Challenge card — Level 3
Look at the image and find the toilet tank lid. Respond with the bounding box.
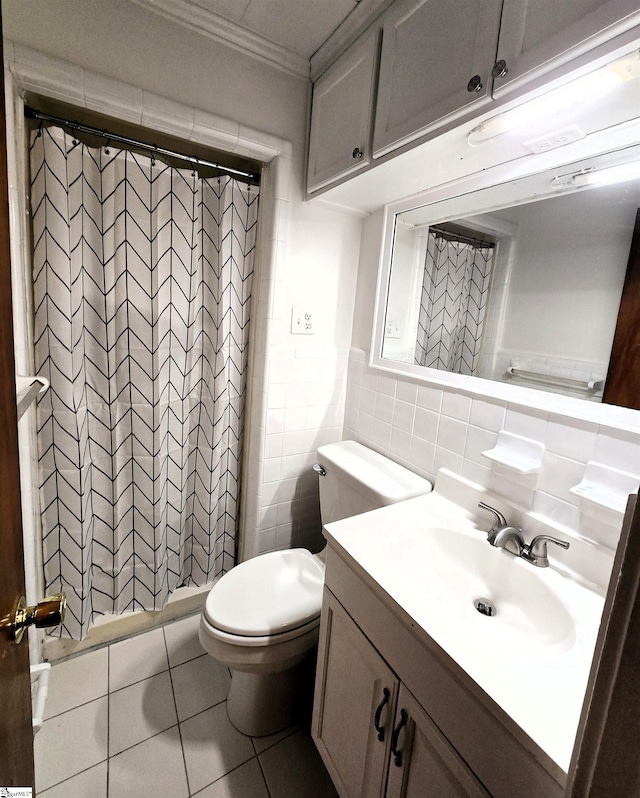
[316,440,432,504]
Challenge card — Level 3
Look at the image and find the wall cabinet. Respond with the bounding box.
[372,0,503,158]
[307,31,381,193]
[313,589,490,797]
[494,0,640,97]
[307,0,640,191]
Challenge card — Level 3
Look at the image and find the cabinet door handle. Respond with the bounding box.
[467,75,483,93]
[352,147,364,159]
[373,687,390,742]
[390,708,408,767]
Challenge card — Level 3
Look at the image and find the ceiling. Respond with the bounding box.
[131,0,392,78]
[194,0,360,59]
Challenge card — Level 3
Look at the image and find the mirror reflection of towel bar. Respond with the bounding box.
[506,365,604,393]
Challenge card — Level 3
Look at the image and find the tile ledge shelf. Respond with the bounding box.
[481,430,545,475]
[570,461,640,520]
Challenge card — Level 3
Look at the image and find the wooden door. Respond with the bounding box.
[373,0,502,158]
[0,5,35,788]
[385,685,490,798]
[602,208,640,409]
[312,589,398,798]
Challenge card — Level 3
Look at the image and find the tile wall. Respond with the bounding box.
[254,345,349,555]
[343,348,640,587]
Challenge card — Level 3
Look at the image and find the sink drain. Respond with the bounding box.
[474,598,496,617]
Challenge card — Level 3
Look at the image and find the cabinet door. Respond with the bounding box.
[373,0,502,158]
[386,686,491,798]
[307,31,381,193]
[494,0,640,97]
[312,590,399,798]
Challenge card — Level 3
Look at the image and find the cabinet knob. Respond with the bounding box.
[467,75,483,93]
[352,147,364,159]
[491,59,508,79]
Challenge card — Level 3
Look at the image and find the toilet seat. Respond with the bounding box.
[203,549,324,643]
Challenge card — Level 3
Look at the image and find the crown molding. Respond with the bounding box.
[310,0,394,80]
[130,0,310,80]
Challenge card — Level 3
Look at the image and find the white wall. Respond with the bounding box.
[497,186,634,364]
[3,1,364,561]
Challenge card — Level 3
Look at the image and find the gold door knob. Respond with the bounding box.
[0,593,66,644]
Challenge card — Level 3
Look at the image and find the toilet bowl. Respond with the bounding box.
[199,440,432,736]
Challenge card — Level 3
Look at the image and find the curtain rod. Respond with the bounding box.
[430,224,495,249]
[25,107,261,183]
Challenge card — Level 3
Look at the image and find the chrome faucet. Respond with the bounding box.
[478,502,569,567]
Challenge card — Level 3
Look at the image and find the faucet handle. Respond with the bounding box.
[523,534,570,567]
[478,501,508,532]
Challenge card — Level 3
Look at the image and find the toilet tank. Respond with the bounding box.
[315,440,432,524]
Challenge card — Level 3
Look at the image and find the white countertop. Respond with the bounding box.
[323,470,606,773]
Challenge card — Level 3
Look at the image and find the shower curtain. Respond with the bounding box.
[30,125,259,639]
[414,230,494,375]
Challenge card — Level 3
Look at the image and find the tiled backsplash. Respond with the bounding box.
[343,348,640,556]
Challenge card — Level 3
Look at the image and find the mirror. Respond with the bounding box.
[376,143,640,408]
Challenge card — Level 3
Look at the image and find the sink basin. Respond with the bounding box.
[397,526,576,658]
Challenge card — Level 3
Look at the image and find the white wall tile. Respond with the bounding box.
[594,427,640,477]
[546,416,597,462]
[437,416,467,455]
[392,400,415,433]
[417,385,443,413]
[470,397,506,432]
[441,391,472,422]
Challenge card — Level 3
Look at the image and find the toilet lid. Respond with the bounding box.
[204,549,324,637]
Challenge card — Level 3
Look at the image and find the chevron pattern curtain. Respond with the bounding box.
[30,125,259,639]
[414,232,494,375]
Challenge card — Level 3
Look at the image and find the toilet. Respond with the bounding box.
[199,440,432,736]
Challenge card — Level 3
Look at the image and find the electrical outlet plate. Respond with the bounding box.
[291,306,313,335]
[523,125,586,154]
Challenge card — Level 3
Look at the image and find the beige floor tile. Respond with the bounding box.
[164,612,205,667]
[192,758,270,798]
[108,726,188,798]
[34,696,108,793]
[38,761,107,798]
[171,653,230,721]
[109,671,177,755]
[109,627,169,691]
[44,647,109,719]
[259,729,338,798]
[180,703,255,794]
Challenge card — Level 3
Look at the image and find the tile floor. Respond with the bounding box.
[35,614,338,797]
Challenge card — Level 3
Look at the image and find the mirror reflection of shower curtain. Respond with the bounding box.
[414,231,494,375]
[30,125,259,639]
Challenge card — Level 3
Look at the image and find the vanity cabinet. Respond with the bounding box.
[313,589,489,798]
[306,31,381,192]
[313,547,565,798]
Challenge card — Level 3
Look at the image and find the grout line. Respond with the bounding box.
[106,644,110,797]
[255,749,273,798]
[162,624,192,796]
